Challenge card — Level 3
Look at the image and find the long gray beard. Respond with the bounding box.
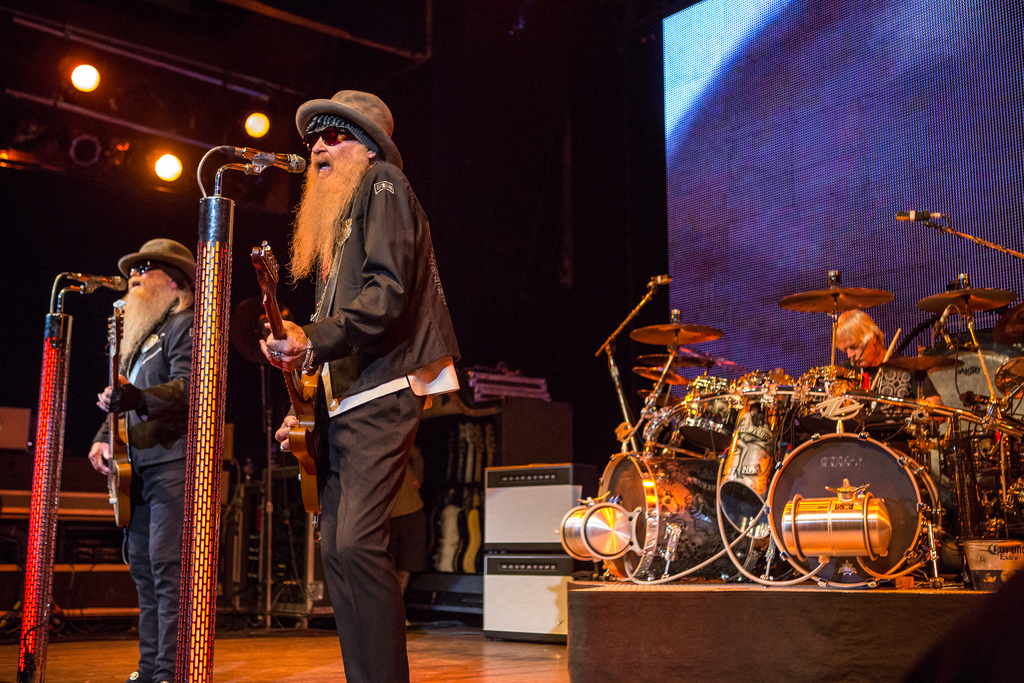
[119,286,181,370]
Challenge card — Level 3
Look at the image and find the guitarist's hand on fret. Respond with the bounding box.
[261,320,309,371]
[96,374,132,412]
[88,441,112,475]
[275,415,299,453]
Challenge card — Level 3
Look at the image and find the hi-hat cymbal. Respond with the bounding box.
[632,366,690,386]
[995,357,1024,395]
[881,355,962,372]
[630,323,723,346]
[638,389,683,407]
[778,287,893,313]
[916,288,1017,314]
[994,302,1024,345]
[636,353,715,369]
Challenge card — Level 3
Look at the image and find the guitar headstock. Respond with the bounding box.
[251,241,279,298]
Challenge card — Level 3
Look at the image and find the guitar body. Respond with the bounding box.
[252,242,323,515]
[107,301,132,527]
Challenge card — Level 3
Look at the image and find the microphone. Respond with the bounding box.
[896,210,945,222]
[226,146,307,174]
[67,273,128,294]
[648,274,673,288]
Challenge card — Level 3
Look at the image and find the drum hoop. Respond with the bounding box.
[598,454,662,575]
[765,432,925,571]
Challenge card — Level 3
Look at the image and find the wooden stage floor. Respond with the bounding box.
[0,625,569,683]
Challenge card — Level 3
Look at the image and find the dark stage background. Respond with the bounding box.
[0,0,673,473]
[664,0,1024,381]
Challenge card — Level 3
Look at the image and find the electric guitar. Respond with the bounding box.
[107,300,132,527]
[252,242,322,515]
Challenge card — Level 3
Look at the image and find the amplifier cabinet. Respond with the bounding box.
[483,553,573,643]
[484,463,597,552]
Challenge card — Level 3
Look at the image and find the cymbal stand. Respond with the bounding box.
[595,278,669,452]
[921,216,1024,262]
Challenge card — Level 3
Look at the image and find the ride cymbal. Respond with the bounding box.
[630,323,723,346]
[778,287,894,313]
[916,288,1017,314]
[632,366,690,386]
[994,301,1024,345]
[881,356,962,373]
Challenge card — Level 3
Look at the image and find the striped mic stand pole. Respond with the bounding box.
[176,192,233,683]
[18,305,73,682]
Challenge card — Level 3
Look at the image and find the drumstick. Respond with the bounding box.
[870,328,902,391]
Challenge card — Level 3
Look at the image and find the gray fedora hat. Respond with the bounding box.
[118,238,196,284]
[295,90,403,170]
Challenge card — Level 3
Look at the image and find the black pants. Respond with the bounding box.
[128,459,186,682]
[320,387,425,683]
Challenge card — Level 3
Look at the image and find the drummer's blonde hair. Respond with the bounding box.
[836,310,883,349]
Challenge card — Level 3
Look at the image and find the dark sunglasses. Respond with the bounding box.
[129,261,161,277]
[303,126,357,150]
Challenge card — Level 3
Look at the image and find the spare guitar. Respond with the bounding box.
[107,300,131,527]
[252,241,322,515]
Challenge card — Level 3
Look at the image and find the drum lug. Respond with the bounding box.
[857,432,869,441]
[917,502,930,514]
[811,433,822,441]
[866,580,878,588]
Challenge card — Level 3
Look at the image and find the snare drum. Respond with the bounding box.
[767,433,938,584]
[599,453,731,580]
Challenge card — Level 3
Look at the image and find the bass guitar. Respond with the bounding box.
[252,241,322,515]
[107,300,132,527]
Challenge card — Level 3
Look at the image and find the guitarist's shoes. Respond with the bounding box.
[125,672,153,683]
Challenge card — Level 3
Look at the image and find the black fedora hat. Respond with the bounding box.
[295,90,402,170]
[118,238,196,284]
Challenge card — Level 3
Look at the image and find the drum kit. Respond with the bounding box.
[564,271,1024,588]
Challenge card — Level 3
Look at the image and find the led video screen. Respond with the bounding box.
[664,0,1024,382]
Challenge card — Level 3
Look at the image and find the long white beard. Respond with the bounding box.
[119,284,182,370]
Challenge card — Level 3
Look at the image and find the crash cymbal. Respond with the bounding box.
[674,347,744,369]
[632,366,690,386]
[994,301,1024,345]
[630,323,723,346]
[638,389,683,407]
[881,355,962,372]
[778,287,894,313]
[916,288,1017,314]
[995,357,1024,395]
[636,353,715,369]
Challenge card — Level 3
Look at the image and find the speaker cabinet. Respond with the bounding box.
[483,554,573,642]
[484,463,597,552]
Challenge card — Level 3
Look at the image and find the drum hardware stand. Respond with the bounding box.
[918,215,1024,263]
[595,276,673,452]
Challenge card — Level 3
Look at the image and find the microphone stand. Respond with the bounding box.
[596,279,666,452]
[921,217,1024,262]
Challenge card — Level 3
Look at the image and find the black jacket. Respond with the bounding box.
[94,308,193,468]
[303,162,460,399]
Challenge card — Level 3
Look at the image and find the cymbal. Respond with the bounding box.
[881,355,962,372]
[994,301,1024,345]
[638,389,683,407]
[630,323,723,346]
[632,366,690,386]
[916,288,1017,314]
[636,353,715,369]
[995,357,1024,395]
[778,287,893,313]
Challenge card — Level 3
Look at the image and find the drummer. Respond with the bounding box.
[836,310,943,406]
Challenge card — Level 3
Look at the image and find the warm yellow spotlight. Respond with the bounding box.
[71,64,100,92]
[245,112,270,138]
[155,154,183,181]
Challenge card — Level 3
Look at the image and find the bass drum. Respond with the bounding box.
[767,433,938,584]
[600,453,732,580]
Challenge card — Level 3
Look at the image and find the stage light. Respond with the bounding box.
[155,154,182,181]
[245,112,270,138]
[71,65,100,92]
[68,134,101,166]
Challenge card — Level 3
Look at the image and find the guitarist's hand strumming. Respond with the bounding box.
[88,441,112,475]
[276,415,299,452]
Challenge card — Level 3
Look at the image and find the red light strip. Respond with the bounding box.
[176,240,231,682]
[19,314,73,682]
